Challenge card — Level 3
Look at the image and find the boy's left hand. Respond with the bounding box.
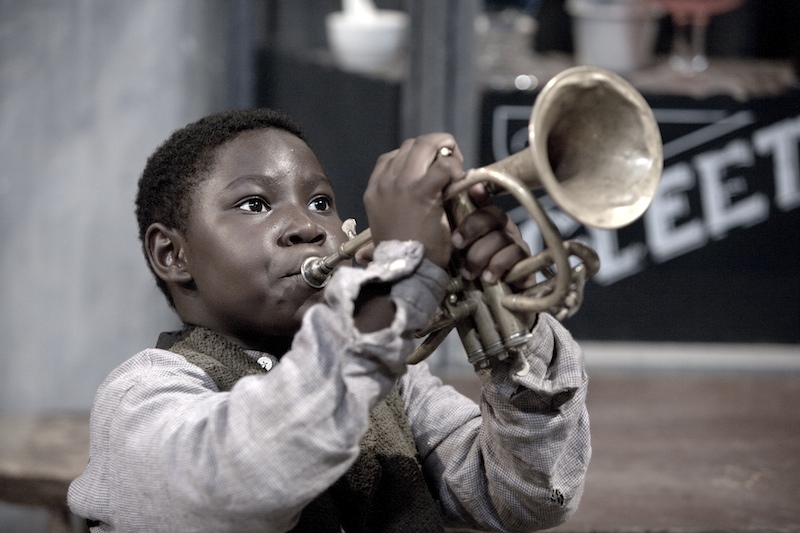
[451,182,531,288]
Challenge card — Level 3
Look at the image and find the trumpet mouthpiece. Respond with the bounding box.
[300,256,331,289]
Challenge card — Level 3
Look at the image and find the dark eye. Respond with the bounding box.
[309,195,332,212]
[237,197,269,213]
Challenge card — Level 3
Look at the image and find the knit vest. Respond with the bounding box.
[159,327,444,533]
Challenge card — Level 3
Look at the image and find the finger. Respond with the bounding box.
[411,134,463,192]
[482,243,529,284]
[372,134,461,196]
[368,148,400,183]
[501,215,529,254]
[452,204,508,250]
[466,182,490,207]
[397,133,459,167]
[459,231,525,282]
[432,145,464,180]
[354,242,375,265]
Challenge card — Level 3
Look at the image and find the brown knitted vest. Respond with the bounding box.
[160,327,444,533]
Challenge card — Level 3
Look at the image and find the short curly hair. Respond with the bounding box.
[135,108,307,307]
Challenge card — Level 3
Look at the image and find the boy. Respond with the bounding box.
[68,108,590,532]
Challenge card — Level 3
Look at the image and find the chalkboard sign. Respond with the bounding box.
[480,88,800,343]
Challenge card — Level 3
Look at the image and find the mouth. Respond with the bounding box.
[282,252,334,287]
[282,268,311,281]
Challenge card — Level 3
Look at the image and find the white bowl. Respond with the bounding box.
[325,10,409,75]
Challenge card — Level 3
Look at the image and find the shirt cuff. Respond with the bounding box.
[321,240,449,373]
[477,313,587,410]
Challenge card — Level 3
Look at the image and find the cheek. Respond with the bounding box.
[190,241,269,304]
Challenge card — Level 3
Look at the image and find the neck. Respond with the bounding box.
[181,322,295,358]
[246,334,293,358]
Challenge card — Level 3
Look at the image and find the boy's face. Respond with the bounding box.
[180,128,347,350]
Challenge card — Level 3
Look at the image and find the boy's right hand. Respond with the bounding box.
[362,134,463,269]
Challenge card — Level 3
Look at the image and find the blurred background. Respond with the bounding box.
[0,1,798,531]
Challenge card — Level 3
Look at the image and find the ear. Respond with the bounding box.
[144,223,193,286]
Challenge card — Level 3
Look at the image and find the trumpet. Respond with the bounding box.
[302,66,663,367]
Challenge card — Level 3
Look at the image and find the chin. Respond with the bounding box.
[305,284,327,304]
[296,290,325,318]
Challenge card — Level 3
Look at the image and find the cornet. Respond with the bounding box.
[302,66,663,367]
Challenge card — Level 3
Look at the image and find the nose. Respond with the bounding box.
[277,205,326,246]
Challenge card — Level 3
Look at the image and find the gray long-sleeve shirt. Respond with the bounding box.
[68,241,591,532]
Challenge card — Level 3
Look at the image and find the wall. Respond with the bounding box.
[0,1,262,528]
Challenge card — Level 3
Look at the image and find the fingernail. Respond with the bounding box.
[452,232,464,249]
[482,270,496,284]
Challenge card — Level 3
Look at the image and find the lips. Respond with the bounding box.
[282,250,333,279]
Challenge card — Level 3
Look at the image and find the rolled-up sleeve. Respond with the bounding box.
[398,313,591,532]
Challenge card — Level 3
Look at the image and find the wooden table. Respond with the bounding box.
[0,413,90,533]
[442,370,800,532]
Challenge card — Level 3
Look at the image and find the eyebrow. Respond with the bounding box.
[221,172,331,192]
